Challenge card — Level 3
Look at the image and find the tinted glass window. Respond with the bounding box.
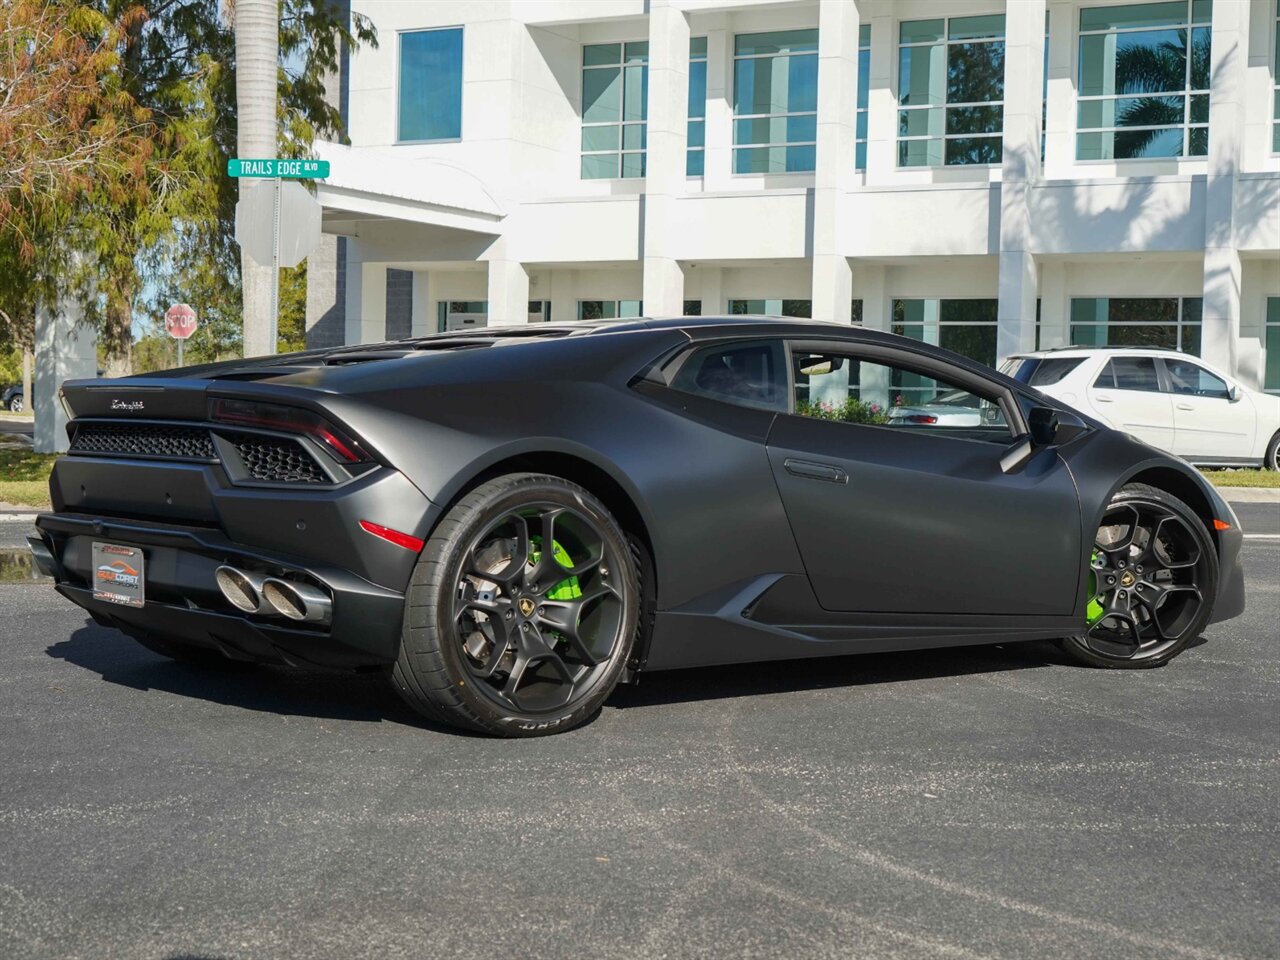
[1164,359,1229,399]
[1004,356,1085,386]
[790,348,1010,441]
[1097,357,1161,391]
[670,341,787,412]
[399,29,464,142]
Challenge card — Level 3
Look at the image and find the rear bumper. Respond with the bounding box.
[33,512,410,669]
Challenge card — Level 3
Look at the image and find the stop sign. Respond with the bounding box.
[165,303,198,340]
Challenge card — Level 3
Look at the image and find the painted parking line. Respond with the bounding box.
[1242,534,1280,540]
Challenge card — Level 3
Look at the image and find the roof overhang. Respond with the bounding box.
[311,141,506,237]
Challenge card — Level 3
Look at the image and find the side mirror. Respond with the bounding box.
[1228,385,1242,403]
[1026,406,1089,447]
[1028,406,1059,447]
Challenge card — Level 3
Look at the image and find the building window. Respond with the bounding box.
[1266,298,1280,393]
[1076,1,1211,160]
[733,29,819,173]
[398,28,464,142]
[1068,297,1203,353]
[683,300,702,316]
[581,42,649,179]
[1273,7,1280,153]
[578,300,643,320]
[729,299,812,317]
[436,301,487,332]
[897,15,1005,167]
[892,299,998,366]
[856,25,870,170]
[852,300,864,324]
[688,38,707,176]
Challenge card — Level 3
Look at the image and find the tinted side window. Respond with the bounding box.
[1097,357,1160,392]
[1027,357,1084,386]
[669,340,787,411]
[790,348,1011,441]
[1164,359,1229,399]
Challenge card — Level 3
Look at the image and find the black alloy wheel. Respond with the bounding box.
[391,473,639,736]
[1061,483,1217,669]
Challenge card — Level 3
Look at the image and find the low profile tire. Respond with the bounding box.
[390,473,640,737]
[1059,483,1217,669]
[130,631,254,669]
[1265,431,1280,472]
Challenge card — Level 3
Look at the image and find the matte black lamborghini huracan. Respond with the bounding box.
[31,318,1245,736]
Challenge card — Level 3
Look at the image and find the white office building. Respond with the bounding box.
[304,0,1280,392]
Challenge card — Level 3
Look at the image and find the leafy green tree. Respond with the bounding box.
[3,0,375,377]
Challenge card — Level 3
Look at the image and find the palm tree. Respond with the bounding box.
[1112,29,1210,159]
[232,0,279,356]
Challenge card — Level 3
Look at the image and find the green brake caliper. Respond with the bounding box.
[528,536,582,601]
[1086,549,1105,626]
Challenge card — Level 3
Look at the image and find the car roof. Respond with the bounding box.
[1009,346,1195,360]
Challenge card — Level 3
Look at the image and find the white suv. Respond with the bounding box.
[1001,348,1280,470]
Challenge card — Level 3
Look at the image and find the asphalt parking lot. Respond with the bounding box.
[0,502,1276,960]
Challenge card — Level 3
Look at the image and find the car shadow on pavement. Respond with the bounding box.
[49,620,1130,728]
[45,621,462,732]
[609,639,1067,710]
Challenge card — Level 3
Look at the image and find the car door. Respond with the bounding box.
[1088,355,1174,451]
[765,340,1081,616]
[1161,357,1256,461]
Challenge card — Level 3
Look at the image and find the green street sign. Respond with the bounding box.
[227,158,330,179]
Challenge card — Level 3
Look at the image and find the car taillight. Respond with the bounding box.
[211,398,373,463]
[904,414,939,425]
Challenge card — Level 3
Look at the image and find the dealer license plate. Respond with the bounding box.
[91,542,146,608]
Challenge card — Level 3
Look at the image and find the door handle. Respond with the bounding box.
[1175,403,1194,411]
[783,458,848,484]
[1095,394,1114,402]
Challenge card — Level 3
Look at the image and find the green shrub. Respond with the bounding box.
[796,397,890,425]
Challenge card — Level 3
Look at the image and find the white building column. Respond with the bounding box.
[811,0,859,324]
[1043,1,1074,179]
[1038,260,1068,348]
[344,251,386,345]
[550,269,576,324]
[694,265,723,316]
[486,250,531,327]
[1200,0,1250,376]
[410,270,432,336]
[863,13,896,186]
[996,0,1046,363]
[855,262,889,332]
[702,26,733,192]
[643,0,690,316]
[33,296,97,454]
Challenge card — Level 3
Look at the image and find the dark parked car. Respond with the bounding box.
[2,384,23,413]
[29,318,1245,736]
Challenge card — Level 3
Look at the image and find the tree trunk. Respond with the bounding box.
[235,0,279,358]
[102,288,133,377]
[21,348,31,416]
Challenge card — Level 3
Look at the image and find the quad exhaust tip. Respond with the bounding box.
[262,578,332,625]
[215,566,266,614]
[215,566,332,626]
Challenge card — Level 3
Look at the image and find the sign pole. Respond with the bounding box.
[178,338,184,368]
[270,175,281,353]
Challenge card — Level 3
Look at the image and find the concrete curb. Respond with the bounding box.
[1215,487,1280,503]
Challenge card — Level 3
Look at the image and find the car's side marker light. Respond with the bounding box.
[359,520,425,552]
[1213,519,1231,531]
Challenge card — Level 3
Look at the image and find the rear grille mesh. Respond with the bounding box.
[70,421,332,484]
[71,423,217,460]
[226,433,328,484]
